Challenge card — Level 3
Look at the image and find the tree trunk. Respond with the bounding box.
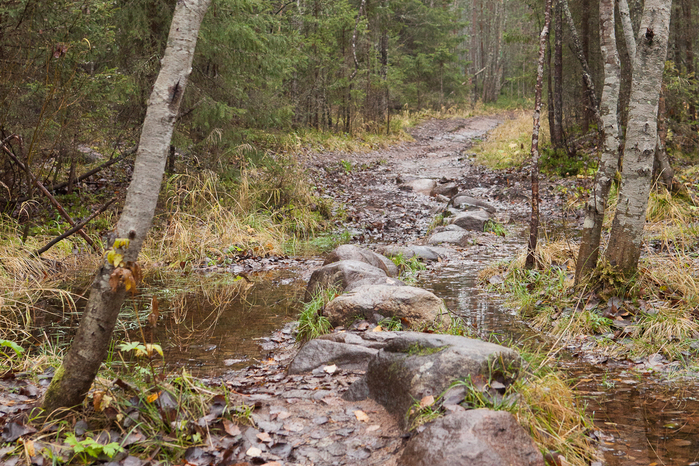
[561,0,602,129]
[552,0,564,150]
[525,0,553,270]
[683,0,696,124]
[618,0,637,62]
[575,0,621,283]
[580,0,591,133]
[41,0,211,414]
[605,0,672,275]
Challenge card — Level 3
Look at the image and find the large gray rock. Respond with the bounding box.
[452,195,496,213]
[404,179,437,196]
[323,285,449,329]
[364,333,520,428]
[428,230,470,247]
[345,276,406,291]
[399,409,545,466]
[376,245,443,262]
[448,210,491,231]
[305,260,386,301]
[431,182,458,198]
[323,244,398,277]
[288,339,378,374]
[289,331,403,374]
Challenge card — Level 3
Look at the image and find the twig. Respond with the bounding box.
[3,145,136,205]
[1,137,99,252]
[34,198,116,256]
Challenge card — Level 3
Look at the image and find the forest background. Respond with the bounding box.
[1,0,698,347]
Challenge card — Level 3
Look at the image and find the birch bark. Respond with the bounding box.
[42,0,211,414]
[574,0,621,282]
[525,0,552,269]
[604,0,672,275]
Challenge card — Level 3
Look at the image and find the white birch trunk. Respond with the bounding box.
[604,0,672,275]
[42,0,211,414]
[574,0,621,282]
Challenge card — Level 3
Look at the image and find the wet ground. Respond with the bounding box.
[6,115,699,465]
[139,114,699,465]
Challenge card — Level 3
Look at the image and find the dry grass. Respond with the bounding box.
[472,109,549,169]
[515,370,596,466]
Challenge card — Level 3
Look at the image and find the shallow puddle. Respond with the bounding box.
[127,269,305,375]
[420,257,699,466]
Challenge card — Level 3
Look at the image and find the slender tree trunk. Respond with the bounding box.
[618,0,637,62]
[581,0,591,133]
[683,0,696,124]
[561,0,602,129]
[41,0,211,414]
[553,0,564,149]
[605,0,672,275]
[655,84,675,190]
[575,0,622,283]
[525,0,553,270]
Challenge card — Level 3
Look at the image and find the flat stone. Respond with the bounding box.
[305,260,387,301]
[288,339,379,374]
[428,230,470,247]
[452,195,496,213]
[403,179,437,196]
[323,285,450,329]
[324,244,399,277]
[448,210,491,231]
[375,245,443,262]
[364,333,520,429]
[345,276,406,292]
[399,409,544,466]
[431,182,458,198]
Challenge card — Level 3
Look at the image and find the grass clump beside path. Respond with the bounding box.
[480,216,699,367]
[407,346,596,466]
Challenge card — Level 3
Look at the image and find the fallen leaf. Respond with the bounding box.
[246,447,262,457]
[222,419,241,437]
[354,410,369,422]
[147,391,160,403]
[257,432,272,443]
[23,439,35,457]
[93,391,105,412]
[323,364,337,374]
[372,326,383,332]
[366,425,380,432]
[419,395,435,409]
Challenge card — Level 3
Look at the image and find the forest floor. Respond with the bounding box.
[5,113,699,465]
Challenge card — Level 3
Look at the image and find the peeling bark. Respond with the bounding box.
[605,0,672,275]
[525,0,552,270]
[575,0,621,283]
[42,0,211,414]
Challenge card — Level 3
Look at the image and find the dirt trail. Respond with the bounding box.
[218,115,540,466]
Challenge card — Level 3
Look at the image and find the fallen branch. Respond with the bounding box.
[2,145,136,206]
[34,198,116,256]
[1,136,99,252]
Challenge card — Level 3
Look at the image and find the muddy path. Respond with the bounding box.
[203,114,578,466]
[211,115,699,466]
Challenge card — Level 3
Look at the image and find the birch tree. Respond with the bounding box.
[525,0,552,269]
[604,0,672,275]
[574,0,621,282]
[42,0,211,414]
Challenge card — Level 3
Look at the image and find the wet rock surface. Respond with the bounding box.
[399,409,545,466]
[323,285,449,328]
[322,244,399,277]
[304,260,387,300]
[361,333,520,428]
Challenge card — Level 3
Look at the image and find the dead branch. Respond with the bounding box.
[34,198,116,256]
